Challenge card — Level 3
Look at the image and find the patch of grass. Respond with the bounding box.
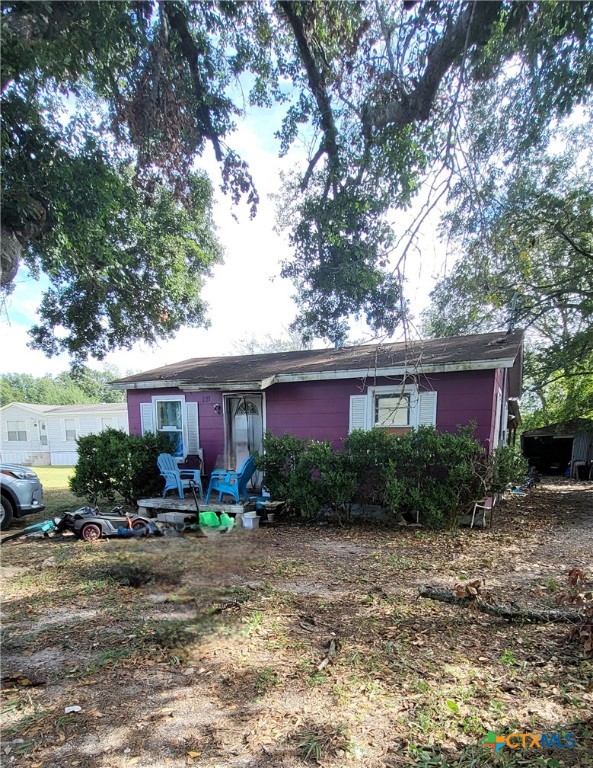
[97,648,135,667]
[255,666,279,693]
[296,723,352,763]
[346,649,386,676]
[142,619,197,649]
[500,649,518,666]
[2,707,52,738]
[267,558,307,576]
[33,466,85,518]
[55,713,78,729]
[388,554,412,570]
[241,609,263,637]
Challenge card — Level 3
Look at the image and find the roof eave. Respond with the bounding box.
[274,357,519,384]
[111,376,276,392]
[110,358,517,391]
[0,402,53,414]
[110,379,185,390]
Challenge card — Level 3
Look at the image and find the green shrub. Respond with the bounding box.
[255,434,357,519]
[384,426,485,528]
[488,445,529,494]
[70,428,174,504]
[257,427,522,529]
[254,432,307,503]
[342,428,397,506]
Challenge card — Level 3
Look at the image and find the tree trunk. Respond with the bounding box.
[418,585,584,624]
[1,224,22,289]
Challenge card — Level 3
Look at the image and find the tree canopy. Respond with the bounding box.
[423,132,593,425]
[0,366,125,405]
[2,1,593,358]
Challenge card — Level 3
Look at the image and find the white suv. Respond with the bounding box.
[0,464,45,530]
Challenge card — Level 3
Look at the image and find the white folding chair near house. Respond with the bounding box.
[470,494,499,529]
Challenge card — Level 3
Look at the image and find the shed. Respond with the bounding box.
[521,419,593,477]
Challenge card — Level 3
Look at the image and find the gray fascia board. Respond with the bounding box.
[109,380,185,390]
[273,357,518,384]
[110,358,516,391]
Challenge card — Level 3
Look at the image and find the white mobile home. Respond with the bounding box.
[0,402,128,466]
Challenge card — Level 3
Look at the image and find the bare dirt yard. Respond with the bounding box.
[1,478,592,768]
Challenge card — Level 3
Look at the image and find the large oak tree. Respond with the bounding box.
[2,1,592,359]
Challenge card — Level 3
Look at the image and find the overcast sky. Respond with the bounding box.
[0,105,448,379]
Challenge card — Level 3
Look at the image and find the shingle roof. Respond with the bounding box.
[44,403,126,415]
[0,402,54,414]
[1,402,125,414]
[522,418,593,437]
[112,330,524,391]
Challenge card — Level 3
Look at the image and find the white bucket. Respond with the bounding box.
[242,514,260,530]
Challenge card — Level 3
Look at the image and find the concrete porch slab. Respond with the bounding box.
[137,497,250,516]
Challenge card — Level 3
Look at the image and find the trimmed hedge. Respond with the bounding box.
[256,427,527,528]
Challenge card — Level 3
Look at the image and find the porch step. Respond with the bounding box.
[137,497,249,517]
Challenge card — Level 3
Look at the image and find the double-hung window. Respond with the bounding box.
[374,393,411,428]
[64,419,78,441]
[7,420,27,442]
[372,385,417,431]
[155,398,184,457]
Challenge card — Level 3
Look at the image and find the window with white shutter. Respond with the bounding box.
[151,396,187,458]
[349,395,368,432]
[140,403,154,435]
[186,402,200,453]
[418,390,438,426]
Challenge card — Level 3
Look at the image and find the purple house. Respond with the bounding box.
[112,330,523,476]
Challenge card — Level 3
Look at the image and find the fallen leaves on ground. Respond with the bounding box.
[1,478,592,767]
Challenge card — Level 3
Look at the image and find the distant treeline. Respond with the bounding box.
[0,367,125,405]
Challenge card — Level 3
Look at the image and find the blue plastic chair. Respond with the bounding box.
[157,453,203,499]
[205,455,256,504]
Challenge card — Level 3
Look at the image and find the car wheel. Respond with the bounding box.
[0,496,15,530]
[80,522,102,541]
[131,519,149,533]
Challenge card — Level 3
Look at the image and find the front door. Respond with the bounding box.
[224,395,263,481]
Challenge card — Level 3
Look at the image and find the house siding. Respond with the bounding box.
[266,371,497,448]
[434,369,496,445]
[127,389,224,475]
[1,404,44,463]
[1,404,128,466]
[127,368,501,474]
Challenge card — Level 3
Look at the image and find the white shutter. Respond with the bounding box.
[493,388,503,447]
[140,403,154,435]
[186,402,200,453]
[418,390,437,426]
[349,395,368,432]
